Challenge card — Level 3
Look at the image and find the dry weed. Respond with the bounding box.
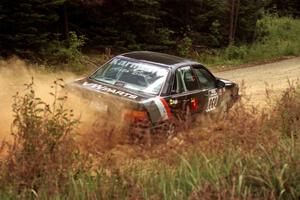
[0,79,89,198]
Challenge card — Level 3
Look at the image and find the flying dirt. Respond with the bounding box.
[0,58,77,141]
[0,58,129,146]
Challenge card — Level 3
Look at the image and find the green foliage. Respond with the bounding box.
[177,35,193,57]
[70,0,174,51]
[209,20,223,47]
[235,0,267,43]
[116,0,174,51]
[198,15,300,66]
[0,0,272,60]
[0,0,87,71]
[0,0,299,69]
[0,0,66,57]
[40,32,86,71]
[268,0,300,17]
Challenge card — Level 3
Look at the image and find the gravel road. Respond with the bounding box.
[216,57,300,106]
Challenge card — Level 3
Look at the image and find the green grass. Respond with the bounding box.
[197,15,300,67]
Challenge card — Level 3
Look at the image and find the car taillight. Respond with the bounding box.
[123,109,149,123]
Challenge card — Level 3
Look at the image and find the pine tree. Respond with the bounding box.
[0,0,65,57]
[161,0,229,47]
[161,0,267,47]
[68,0,173,51]
[235,0,267,43]
[120,0,171,50]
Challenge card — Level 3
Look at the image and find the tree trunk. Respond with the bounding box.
[232,0,240,42]
[185,0,191,31]
[63,2,69,42]
[229,0,235,44]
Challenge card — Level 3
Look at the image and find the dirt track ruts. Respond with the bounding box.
[215,57,300,106]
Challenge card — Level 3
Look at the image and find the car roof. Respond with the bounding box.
[120,51,199,68]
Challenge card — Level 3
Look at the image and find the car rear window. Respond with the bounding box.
[90,57,169,95]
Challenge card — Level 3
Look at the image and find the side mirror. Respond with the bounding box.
[216,80,225,88]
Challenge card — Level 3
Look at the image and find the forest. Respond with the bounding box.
[0,0,299,66]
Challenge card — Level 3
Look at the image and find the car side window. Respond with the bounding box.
[172,66,200,93]
[172,69,185,93]
[192,66,216,89]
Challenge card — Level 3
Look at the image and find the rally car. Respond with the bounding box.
[68,51,239,134]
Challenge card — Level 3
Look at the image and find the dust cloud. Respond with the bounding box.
[0,58,129,151]
[0,58,76,141]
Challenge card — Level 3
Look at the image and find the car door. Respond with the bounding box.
[191,65,220,113]
[164,66,207,118]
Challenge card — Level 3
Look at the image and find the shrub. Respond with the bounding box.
[40,32,86,72]
[0,79,86,198]
[177,35,192,57]
[271,82,300,138]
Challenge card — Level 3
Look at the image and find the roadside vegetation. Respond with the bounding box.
[0,80,299,199]
[1,14,299,73]
[1,1,300,72]
[198,15,300,67]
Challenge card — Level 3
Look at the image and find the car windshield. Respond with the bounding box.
[90,57,169,95]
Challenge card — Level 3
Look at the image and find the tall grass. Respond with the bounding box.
[0,82,299,199]
[197,15,300,67]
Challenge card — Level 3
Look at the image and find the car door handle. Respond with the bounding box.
[204,89,217,97]
[204,91,210,97]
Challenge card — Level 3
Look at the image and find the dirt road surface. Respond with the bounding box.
[215,57,300,107]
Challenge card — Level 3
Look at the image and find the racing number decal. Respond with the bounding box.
[206,90,219,112]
